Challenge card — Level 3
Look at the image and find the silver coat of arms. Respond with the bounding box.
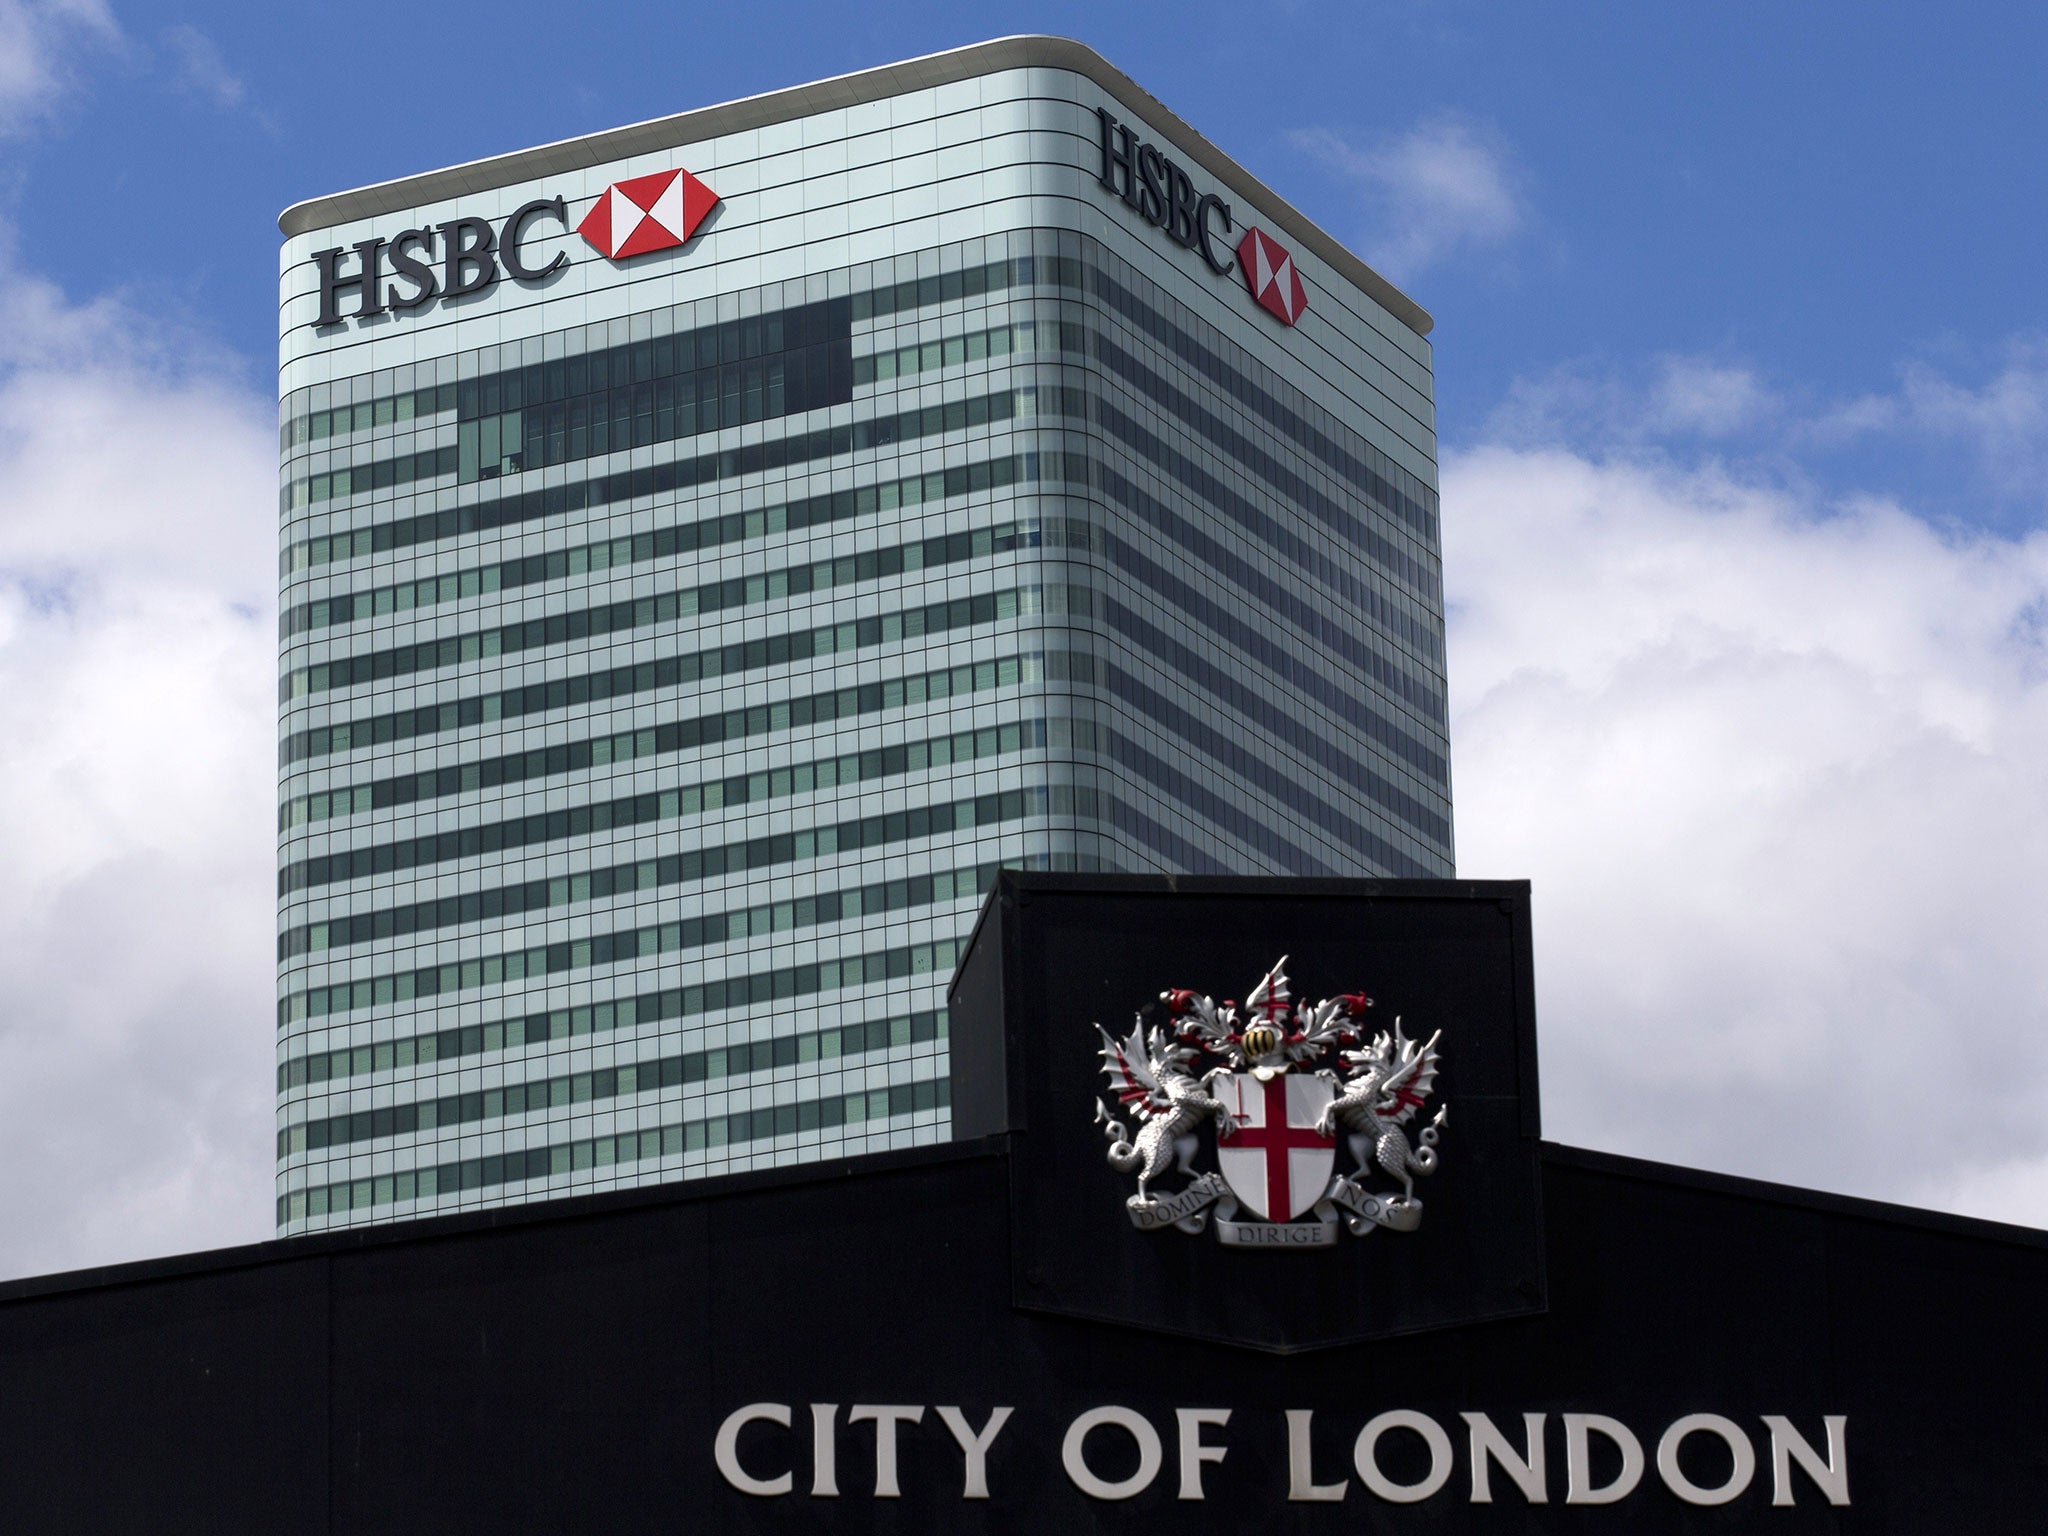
[1093,957,1446,1248]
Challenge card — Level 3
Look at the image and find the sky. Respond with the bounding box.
[0,0,2045,1279]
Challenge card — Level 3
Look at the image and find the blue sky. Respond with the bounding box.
[0,0,2045,1276]
[15,1,2048,520]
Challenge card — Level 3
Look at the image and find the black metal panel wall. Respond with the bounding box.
[0,875,2040,1531]
[0,1141,2041,1531]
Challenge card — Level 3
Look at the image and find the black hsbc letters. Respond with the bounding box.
[313,196,570,329]
[500,199,571,281]
[437,217,498,300]
[383,228,437,312]
[1096,107,1235,277]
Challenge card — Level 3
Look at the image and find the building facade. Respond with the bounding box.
[274,37,1452,1233]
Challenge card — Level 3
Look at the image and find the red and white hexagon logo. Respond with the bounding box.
[1237,226,1307,326]
[577,168,720,260]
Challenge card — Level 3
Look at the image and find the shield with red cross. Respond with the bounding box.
[1213,1072,1336,1221]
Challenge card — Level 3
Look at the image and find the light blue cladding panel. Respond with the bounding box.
[275,58,1450,1236]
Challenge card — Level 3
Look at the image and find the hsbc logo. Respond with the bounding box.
[310,166,720,330]
[1238,227,1306,326]
[1095,108,1307,329]
[577,167,719,259]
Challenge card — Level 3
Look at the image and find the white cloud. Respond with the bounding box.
[1487,354,1777,447]
[1292,114,1523,281]
[160,22,242,110]
[1941,1154,2048,1230]
[1445,443,2048,1227]
[1814,342,2048,505]
[0,0,115,135]
[0,248,276,1279]
[1648,357,1774,437]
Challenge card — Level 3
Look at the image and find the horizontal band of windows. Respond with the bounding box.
[1075,447,1441,695]
[283,1000,952,1155]
[940,379,1437,647]
[1073,244,1439,543]
[283,382,455,452]
[276,581,1040,720]
[1081,345,1441,662]
[1060,719,1412,879]
[1045,464,1448,756]
[279,859,1062,1092]
[280,769,1036,959]
[275,782,1201,1028]
[286,298,852,507]
[275,727,1308,961]
[274,700,1323,916]
[281,411,1453,803]
[452,299,852,485]
[453,344,846,487]
[280,729,1032,946]
[281,580,1040,767]
[1081,576,1448,795]
[281,517,1440,853]
[282,715,1042,895]
[281,857,1067,1091]
[281,981,953,1095]
[276,629,1422,903]
[274,788,1042,1023]
[855,318,1036,385]
[850,255,1020,324]
[282,371,1015,519]
[1070,655,1445,876]
[282,655,1038,836]
[281,518,1037,703]
[278,1076,950,1226]
[282,444,457,512]
[274,249,1025,491]
[1069,383,1438,607]
[279,347,1434,765]
[284,296,859,451]
[280,912,965,1029]
[1094,784,1238,877]
[280,448,1029,640]
[264,501,1449,872]
[278,591,1436,903]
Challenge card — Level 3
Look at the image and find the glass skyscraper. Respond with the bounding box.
[274,38,1452,1233]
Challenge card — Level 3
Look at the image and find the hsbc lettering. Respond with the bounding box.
[1095,107,1237,278]
[311,197,571,329]
[1095,108,1310,326]
[714,1402,1852,1509]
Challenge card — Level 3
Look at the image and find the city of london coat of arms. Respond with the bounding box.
[1093,956,1447,1249]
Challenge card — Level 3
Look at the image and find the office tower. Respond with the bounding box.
[275,38,1451,1231]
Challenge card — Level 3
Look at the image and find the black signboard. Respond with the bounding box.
[0,875,2040,1532]
[949,873,1546,1349]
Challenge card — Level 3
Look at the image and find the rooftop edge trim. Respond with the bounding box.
[275,34,1433,338]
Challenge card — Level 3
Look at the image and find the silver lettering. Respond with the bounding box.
[809,1403,838,1497]
[847,1404,923,1498]
[714,1403,793,1497]
[1764,1414,1850,1506]
[1176,1408,1230,1500]
[1657,1414,1754,1506]
[1062,1406,1163,1501]
[934,1405,1013,1500]
[1285,1409,1346,1501]
[1563,1413,1643,1505]
[1354,1410,1453,1504]
[1463,1411,1547,1504]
